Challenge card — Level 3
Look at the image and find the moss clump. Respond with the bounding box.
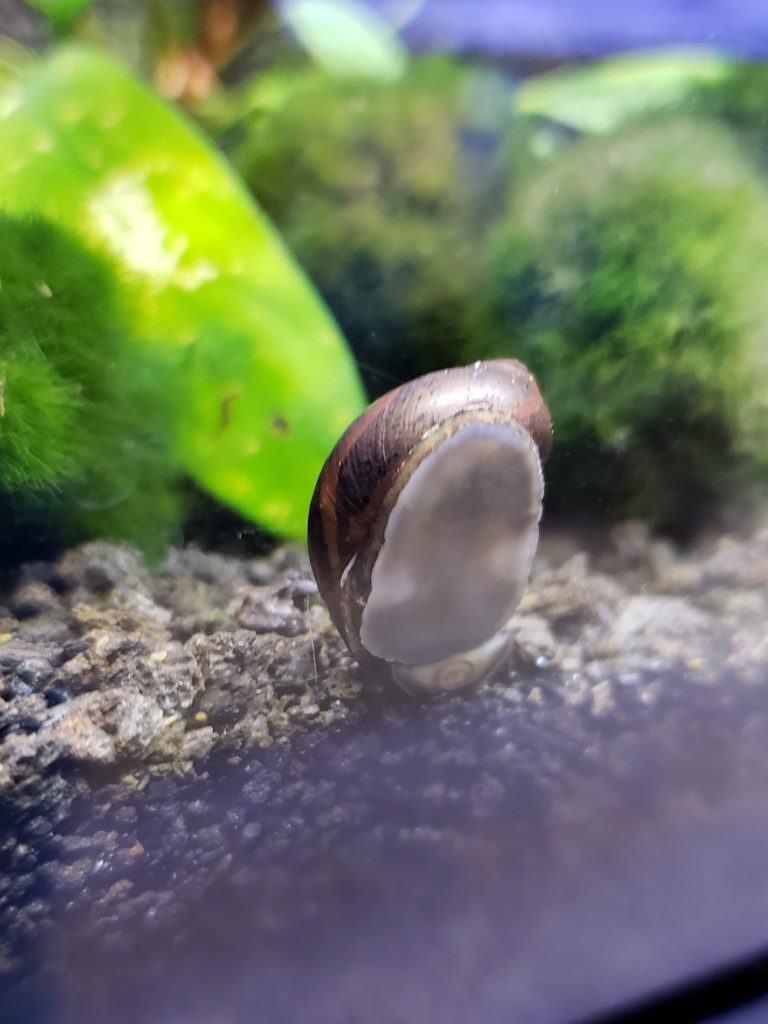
[227,58,517,395]
[474,116,768,531]
[0,212,178,560]
[689,63,768,171]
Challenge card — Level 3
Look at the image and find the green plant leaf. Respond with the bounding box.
[516,49,729,134]
[280,0,406,80]
[0,46,365,538]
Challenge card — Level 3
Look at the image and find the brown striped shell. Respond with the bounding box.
[307,359,552,695]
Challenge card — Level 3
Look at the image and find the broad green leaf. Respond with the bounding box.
[0,46,366,538]
[517,49,729,134]
[280,0,406,80]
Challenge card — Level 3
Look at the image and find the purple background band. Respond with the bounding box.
[378,0,768,58]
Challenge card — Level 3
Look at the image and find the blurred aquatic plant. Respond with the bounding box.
[228,56,518,394]
[279,0,406,80]
[516,49,728,135]
[0,45,365,539]
[0,212,177,556]
[21,0,403,103]
[473,116,768,531]
[148,0,271,103]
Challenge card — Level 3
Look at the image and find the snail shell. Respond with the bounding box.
[308,359,552,695]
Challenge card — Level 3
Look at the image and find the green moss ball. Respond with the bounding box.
[0,212,177,559]
[228,58,516,395]
[474,116,768,531]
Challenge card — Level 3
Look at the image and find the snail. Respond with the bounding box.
[308,359,552,696]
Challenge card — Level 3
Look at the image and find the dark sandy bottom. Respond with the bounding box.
[2,523,768,1024]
